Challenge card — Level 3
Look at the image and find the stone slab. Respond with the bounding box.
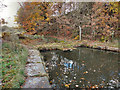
[29,50,40,56]
[23,49,51,88]
[27,56,42,63]
[22,77,51,88]
[25,63,46,77]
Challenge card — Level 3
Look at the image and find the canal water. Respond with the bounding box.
[41,47,119,88]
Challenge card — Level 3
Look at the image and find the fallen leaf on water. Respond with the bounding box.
[65,84,69,88]
[65,83,71,88]
[83,71,88,74]
[95,85,98,87]
[80,78,85,80]
[65,75,68,78]
[50,81,52,84]
[92,86,95,89]
[75,85,79,87]
[82,61,85,63]
[74,77,76,79]
[93,70,96,72]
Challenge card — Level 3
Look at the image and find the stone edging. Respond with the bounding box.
[38,43,120,53]
[22,49,51,88]
[75,44,120,53]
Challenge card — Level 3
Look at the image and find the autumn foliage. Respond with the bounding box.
[15,2,52,34]
[15,2,119,41]
[82,2,119,41]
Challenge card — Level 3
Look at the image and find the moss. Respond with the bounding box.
[37,42,77,51]
[37,39,119,52]
[32,73,48,77]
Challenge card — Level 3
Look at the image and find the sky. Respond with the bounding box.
[0,0,20,27]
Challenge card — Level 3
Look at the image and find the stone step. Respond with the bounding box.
[29,49,40,56]
[25,63,46,77]
[22,77,51,88]
[23,49,51,88]
[27,56,42,63]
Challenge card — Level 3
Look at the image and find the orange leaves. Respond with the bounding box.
[65,83,71,88]
[83,2,119,40]
[80,78,85,80]
[45,17,50,21]
[45,13,49,17]
[74,35,79,40]
[16,2,52,34]
[83,71,88,74]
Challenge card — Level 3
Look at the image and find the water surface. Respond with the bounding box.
[41,47,119,88]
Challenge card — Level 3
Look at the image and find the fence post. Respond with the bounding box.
[79,26,81,41]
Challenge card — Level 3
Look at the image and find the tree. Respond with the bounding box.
[0,1,7,25]
[15,2,52,34]
[81,2,119,41]
[66,2,94,39]
[37,2,76,37]
[0,18,8,25]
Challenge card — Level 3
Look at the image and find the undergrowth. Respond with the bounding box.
[2,42,28,88]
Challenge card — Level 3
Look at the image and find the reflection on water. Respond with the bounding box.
[41,47,119,88]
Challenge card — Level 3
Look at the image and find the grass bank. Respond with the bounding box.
[36,39,119,53]
[19,34,119,53]
[2,42,28,88]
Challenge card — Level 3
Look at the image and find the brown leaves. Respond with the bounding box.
[16,2,52,34]
[83,2,119,40]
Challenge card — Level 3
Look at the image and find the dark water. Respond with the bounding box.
[41,47,120,88]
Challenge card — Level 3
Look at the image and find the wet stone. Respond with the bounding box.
[108,47,119,51]
[29,49,40,56]
[25,63,46,76]
[22,77,51,88]
[27,56,42,63]
[29,55,41,59]
[23,49,51,88]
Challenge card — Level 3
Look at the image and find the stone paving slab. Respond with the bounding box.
[25,63,46,77]
[29,50,40,56]
[22,77,51,88]
[22,49,51,88]
[27,56,42,63]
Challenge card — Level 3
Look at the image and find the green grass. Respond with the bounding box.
[36,38,119,52]
[2,42,28,88]
[36,41,78,51]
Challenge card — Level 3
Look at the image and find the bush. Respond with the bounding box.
[2,26,19,43]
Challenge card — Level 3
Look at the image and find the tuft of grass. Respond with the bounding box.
[2,42,28,88]
[45,37,60,43]
[32,73,48,77]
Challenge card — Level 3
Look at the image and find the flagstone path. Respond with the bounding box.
[22,49,51,88]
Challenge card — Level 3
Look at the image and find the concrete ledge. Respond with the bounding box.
[22,77,51,88]
[27,57,42,63]
[25,63,46,77]
[22,49,51,88]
